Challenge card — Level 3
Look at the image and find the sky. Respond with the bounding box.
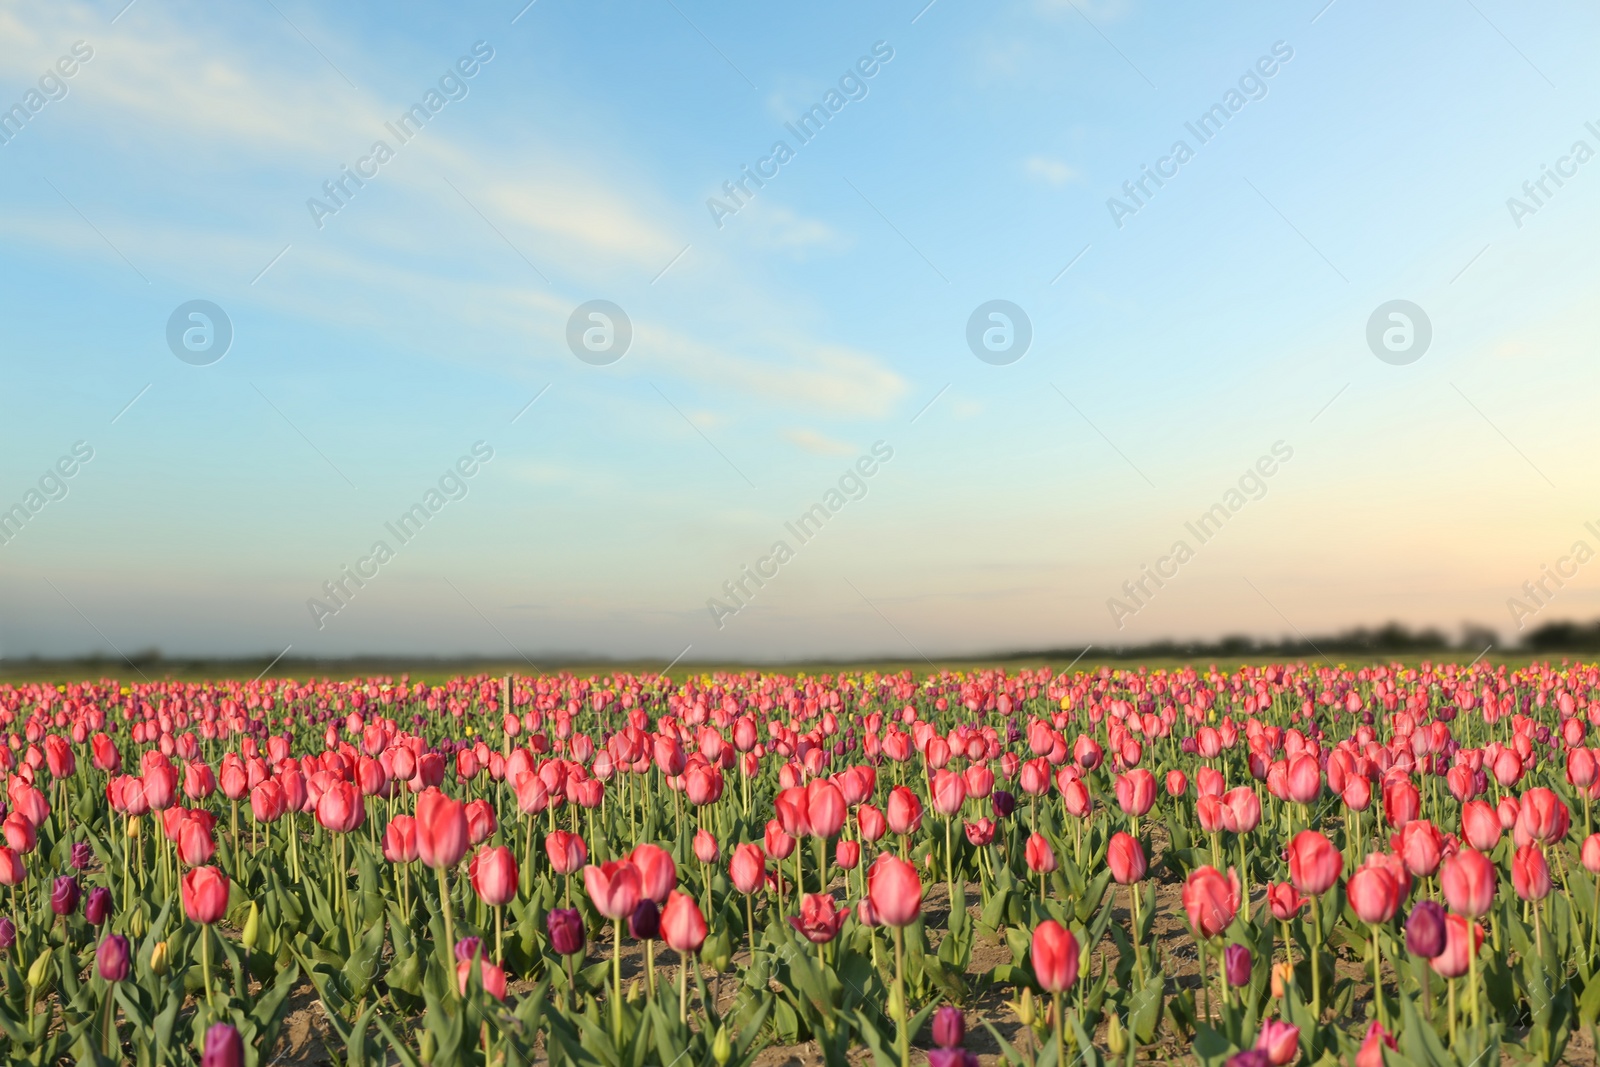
[2,0,1600,666]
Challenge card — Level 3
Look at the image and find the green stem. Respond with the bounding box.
[894,925,909,1067]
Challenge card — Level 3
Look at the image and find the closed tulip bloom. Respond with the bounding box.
[661,890,708,953]
[472,846,518,906]
[807,779,847,837]
[1517,787,1570,845]
[1223,787,1261,833]
[1512,845,1551,901]
[1583,833,1600,874]
[1395,820,1442,877]
[1429,913,1483,978]
[630,899,660,940]
[464,799,496,844]
[964,764,995,799]
[383,815,419,863]
[97,933,131,982]
[84,886,112,926]
[545,830,587,875]
[775,787,811,837]
[932,1005,966,1049]
[1024,831,1058,873]
[836,839,862,869]
[1405,899,1447,958]
[51,875,80,916]
[858,804,888,841]
[1287,830,1342,896]
[200,1023,244,1067]
[177,817,216,866]
[866,853,923,927]
[1224,943,1252,987]
[789,892,849,943]
[1183,866,1239,938]
[415,789,468,869]
[1460,800,1500,851]
[1381,778,1420,828]
[1266,883,1305,920]
[764,819,796,860]
[1107,832,1147,884]
[1061,778,1093,818]
[1342,777,1372,812]
[1355,1021,1396,1067]
[547,907,585,955]
[1285,755,1321,804]
[0,847,25,887]
[1114,769,1156,816]
[729,843,766,894]
[1346,865,1401,924]
[930,770,967,816]
[694,829,719,864]
[182,866,230,924]
[991,791,1018,819]
[1440,848,1496,917]
[1165,770,1188,796]
[1497,796,1519,829]
[3,813,36,854]
[629,843,677,903]
[1254,1019,1299,1066]
[1196,795,1228,833]
[0,917,13,951]
[1031,919,1079,991]
[584,861,643,920]
[887,786,923,835]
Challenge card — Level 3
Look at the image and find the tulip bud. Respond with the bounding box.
[626,978,643,1005]
[932,1006,965,1049]
[150,941,169,975]
[127,816,140,839]
[1405,900,1447,959]
[242,902,260,950]
[70,842,93,870]
[454,936,483,963]
[1106,1012,1128,1056]
[630,900,661,940]
[712,1025,732,1066]
[200,1022,244,1067]
[1015,988,1036,1027]
[418,1030,436,1065]
[26,947,52,989]
[97,934,131,982]
[0,917,13,951]
[85,886,112,926]
[51,876,80,917]
[887,981,904,1022]
[1224,943,1252,987]
[547,908,585,956]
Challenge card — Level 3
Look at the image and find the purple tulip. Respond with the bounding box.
[629,899,660,940]
[200,1023,244,1067]
[1406,900,1447,959]
[927,1051,979,1067]
[84,886,112,926]
[1226,1052,1270,1067]
[70,842,94,870]
[454,936,483,962]
[991,791,1017,819]
[548,907,585,956]
[0,916,14,951]
[50,876,80,917]
[97,934,130,982]
[1224,943,1252,988]
[932,1006,965,1049]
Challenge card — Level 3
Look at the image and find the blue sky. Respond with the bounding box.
[3,0,1600,664]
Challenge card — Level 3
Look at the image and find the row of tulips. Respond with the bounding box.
[1,661,1600,1065]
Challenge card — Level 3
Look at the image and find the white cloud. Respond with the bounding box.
[1026,156,1079,186]
[782,428,857,456]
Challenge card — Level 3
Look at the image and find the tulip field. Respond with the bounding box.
[6,662,1600,1065]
